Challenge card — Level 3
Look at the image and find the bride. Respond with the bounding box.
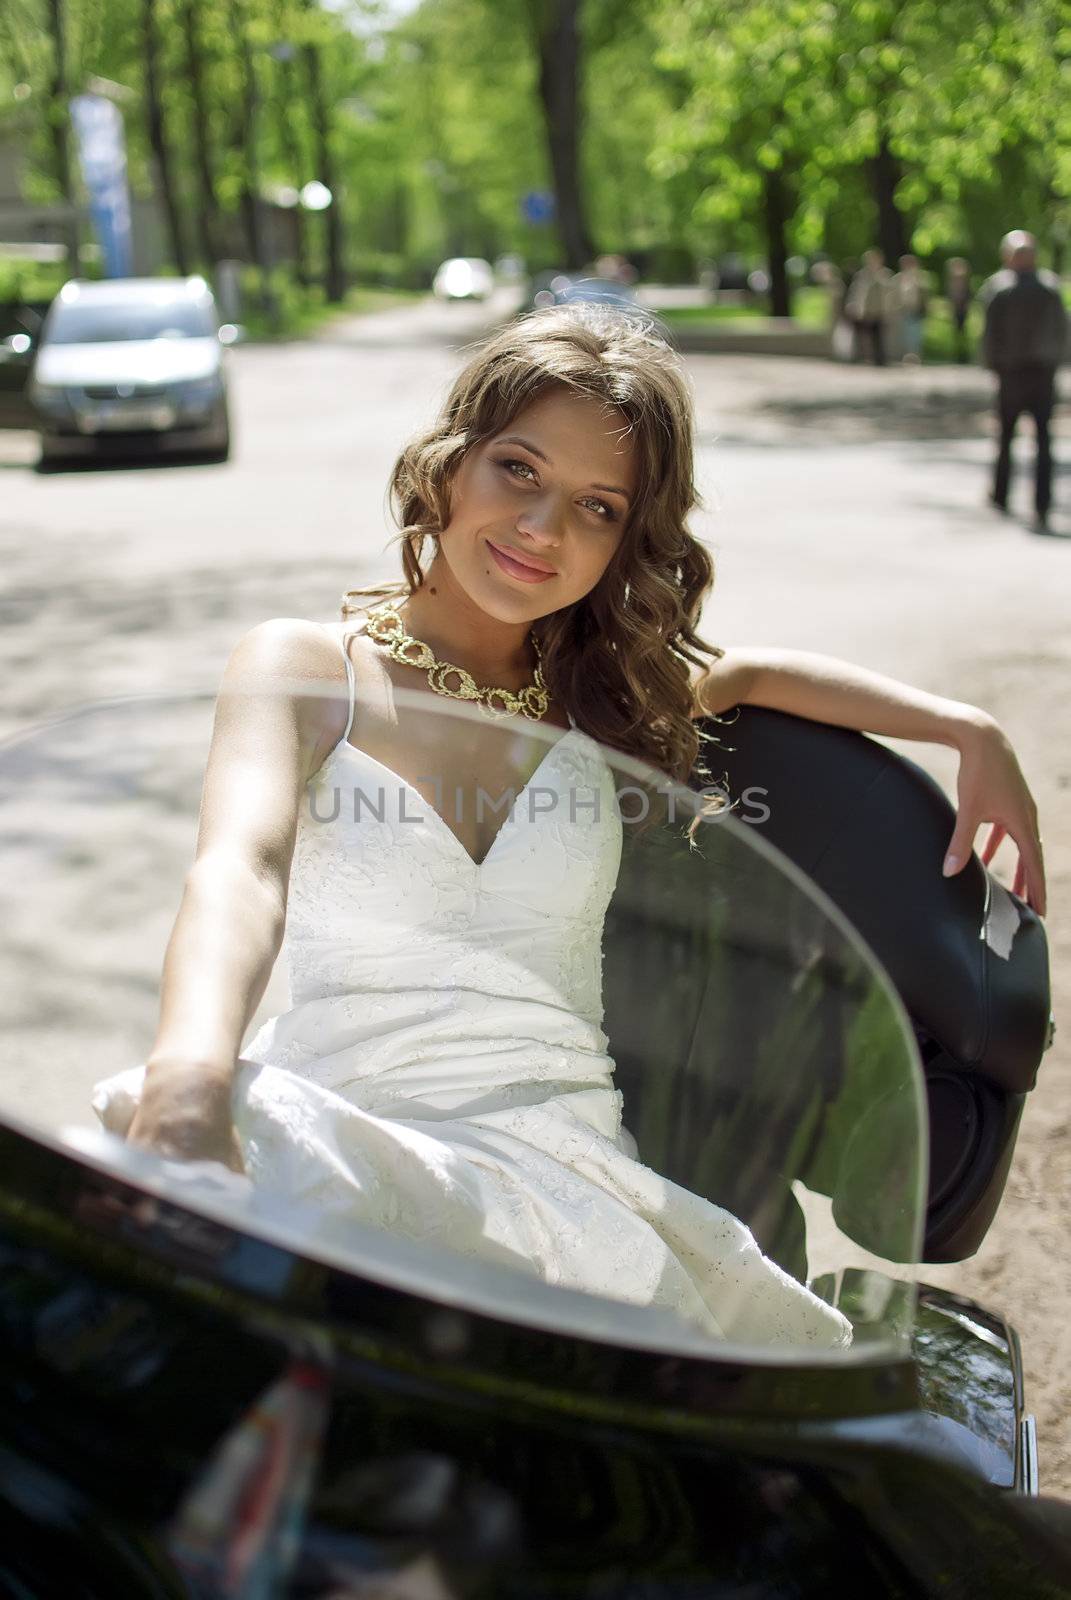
[93,303,1045,1350]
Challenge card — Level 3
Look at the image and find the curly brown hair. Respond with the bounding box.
[342,302,724,785]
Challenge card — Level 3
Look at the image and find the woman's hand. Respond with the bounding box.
[694,646,1048,913]
[126,1059,245,1174]
[943,713,1046,915]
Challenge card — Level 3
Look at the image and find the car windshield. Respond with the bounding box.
[44,298,216,345]
[0,688,926,1362]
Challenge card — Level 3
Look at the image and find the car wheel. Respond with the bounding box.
[204,408,231,464]
[35,435,65,472]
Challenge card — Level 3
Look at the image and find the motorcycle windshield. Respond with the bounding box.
[0,684,926,1360]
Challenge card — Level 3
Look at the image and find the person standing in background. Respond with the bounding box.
[813,260,852,361]
[845,249,894,366]
[983,230,1068,534]
[892,254,929,364]
[813,259,846,325]
[946,258,973,364]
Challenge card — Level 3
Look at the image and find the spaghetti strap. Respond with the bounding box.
[328,624,358,746]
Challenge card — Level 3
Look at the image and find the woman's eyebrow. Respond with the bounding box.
[495,433,633,504]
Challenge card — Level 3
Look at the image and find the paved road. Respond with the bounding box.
[0,288,529,736]
[2,294,1070,1489]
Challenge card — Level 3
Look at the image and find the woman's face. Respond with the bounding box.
[438,388,638,624]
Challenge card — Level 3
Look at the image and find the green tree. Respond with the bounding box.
[390,0,547,266]
[141,0,190,274]
[649,0,1068,298]
[650,0,839,312]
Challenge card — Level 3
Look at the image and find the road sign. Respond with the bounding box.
[521,190,555,225]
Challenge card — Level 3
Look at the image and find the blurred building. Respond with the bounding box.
[0,122,170,278]
[3,132,314,290]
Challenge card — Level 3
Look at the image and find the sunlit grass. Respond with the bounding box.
[653,285,1005,364]
[240,276,421,340]
[0,255,420,343]
[655,286,833,330]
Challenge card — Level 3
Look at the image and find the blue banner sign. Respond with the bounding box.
[69,94,133,278]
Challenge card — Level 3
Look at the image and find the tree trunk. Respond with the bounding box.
[142,0,190,274]
[868,131,909,265]
[1045,183,1066,277]
[232,0,276,324]
[45,0,79,274]
[534,0,594,270]
[762,166,792,317]
[302,35,345,302]
[270,27,310,286]
[179,0,222,267]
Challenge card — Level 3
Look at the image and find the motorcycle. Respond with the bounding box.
[0,686,1065,1599]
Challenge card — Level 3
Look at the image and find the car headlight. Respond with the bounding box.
[175,376,223,400]
[173,377,224,416]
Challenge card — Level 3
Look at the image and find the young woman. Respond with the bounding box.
[93,304,1044,1351]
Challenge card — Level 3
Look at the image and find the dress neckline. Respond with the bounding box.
[326,725,585,872]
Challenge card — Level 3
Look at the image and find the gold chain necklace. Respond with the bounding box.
[363,599,550,722]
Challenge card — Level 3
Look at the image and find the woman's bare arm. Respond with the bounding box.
[695,646,979,745]
[693,647,1046,914]
[127,618,347,1165]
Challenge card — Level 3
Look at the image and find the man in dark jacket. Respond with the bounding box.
[983,230,1068,532]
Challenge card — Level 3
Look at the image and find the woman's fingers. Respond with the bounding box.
[942,812,978,877]
[946,816,1046,916]
[950,719,1046,915]
[1013,828,1046,916]
[980,823,1006,865]
[998,821,1045,915]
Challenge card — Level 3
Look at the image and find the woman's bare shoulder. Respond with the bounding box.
[221,619,352,771]
[225,616,346,676]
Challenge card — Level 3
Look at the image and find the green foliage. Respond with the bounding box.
[0,257,78,301]
[2,0,1065,313]
[239,274,418,339]
[646,0,1069,269]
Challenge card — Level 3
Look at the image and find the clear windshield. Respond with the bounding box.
[0,685,926,1359]
[42,298,217,345]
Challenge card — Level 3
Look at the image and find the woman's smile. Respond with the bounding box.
[486,539,558,583]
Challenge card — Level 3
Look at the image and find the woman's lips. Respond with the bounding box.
[486,540,557,583]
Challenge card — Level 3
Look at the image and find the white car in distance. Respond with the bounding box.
[432,257,495,302]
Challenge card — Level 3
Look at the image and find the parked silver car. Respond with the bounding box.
[29,276,234,465]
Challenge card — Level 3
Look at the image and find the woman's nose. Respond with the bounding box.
[516,494,564,543]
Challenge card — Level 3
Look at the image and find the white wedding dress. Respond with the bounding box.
[93,624,852,1351]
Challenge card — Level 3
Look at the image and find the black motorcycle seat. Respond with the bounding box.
[686,707,1052,1261]
[694,707,1051,1097]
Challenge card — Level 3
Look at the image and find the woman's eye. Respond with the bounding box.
[581,496,615,521]
[499,459,615,522]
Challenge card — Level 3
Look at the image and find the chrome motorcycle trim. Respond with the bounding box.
[1019,1416,1040,1496]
